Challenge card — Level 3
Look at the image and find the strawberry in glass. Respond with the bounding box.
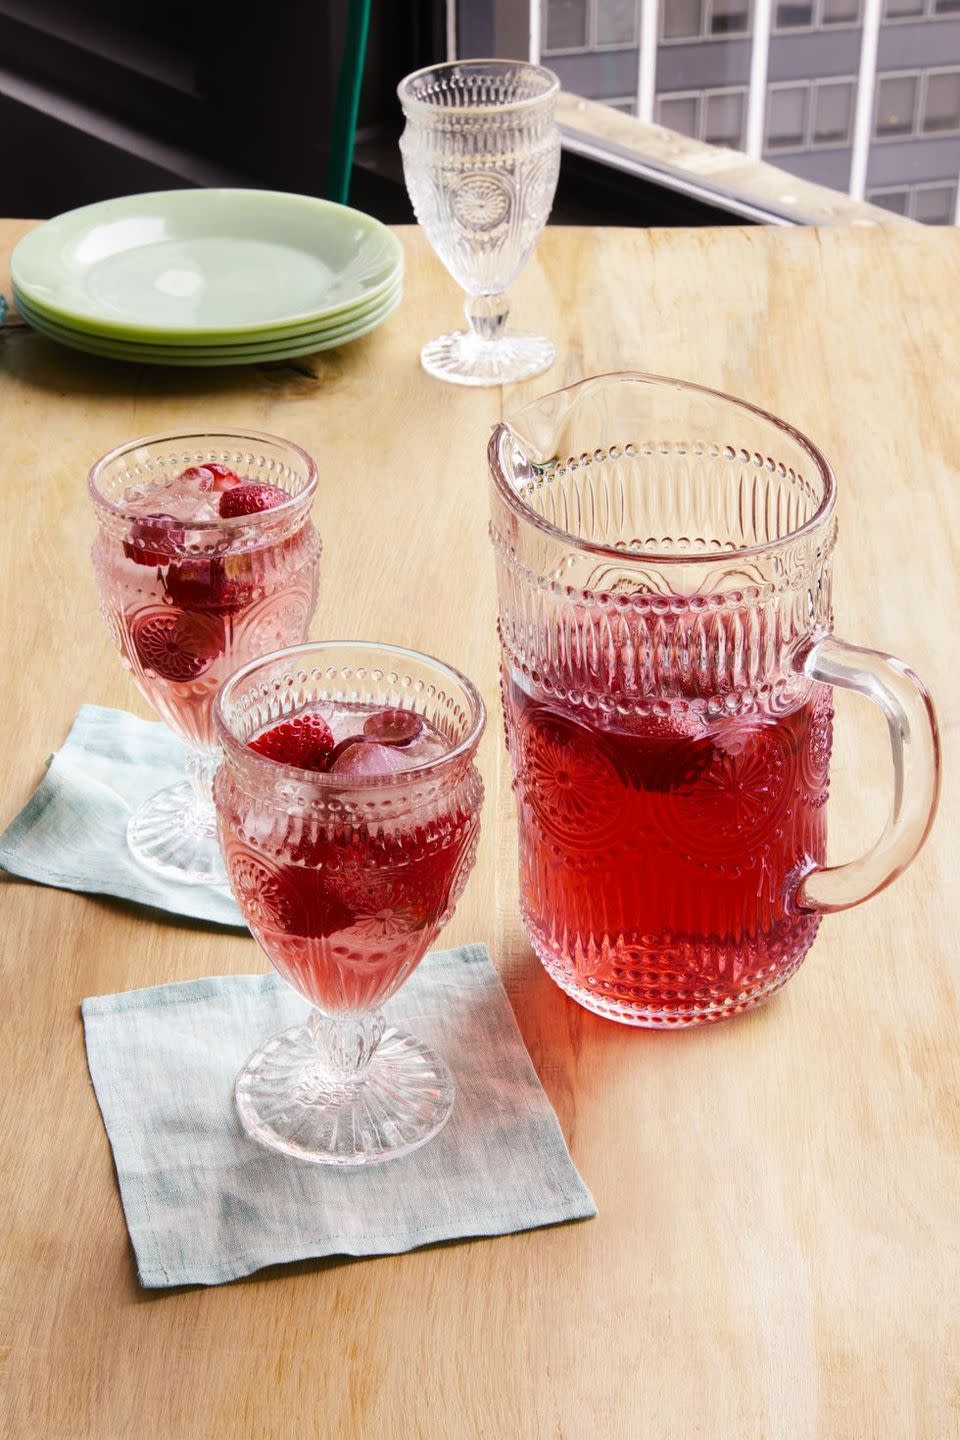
[89,430,320,885]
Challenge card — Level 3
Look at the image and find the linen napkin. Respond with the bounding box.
[0,704,243,927]
[82,945,596,1287]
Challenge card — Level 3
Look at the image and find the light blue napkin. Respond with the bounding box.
[0,704,243,927]
[82,945,596,1287]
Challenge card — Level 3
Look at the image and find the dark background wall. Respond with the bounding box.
[0,0,743,227]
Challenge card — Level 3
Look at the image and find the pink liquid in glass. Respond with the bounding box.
[216,701,482,1013]
[93,470,319,750]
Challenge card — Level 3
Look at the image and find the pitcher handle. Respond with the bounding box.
[794,636,940,914]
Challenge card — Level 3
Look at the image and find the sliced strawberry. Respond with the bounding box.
[164,556,253,615]
[203,463,241,491]
[219,483,289,519]
[122,513,183,567]
[129,607,224,681]
[248,710,335,771]
[609,715,715,794]
[327,865,430,941]
[312,846,455,939]
[301,877,358,939]
[227,849,312,936]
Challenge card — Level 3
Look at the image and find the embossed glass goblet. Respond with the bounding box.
[89,429,320,886]
[398,59,560,386]
[214,641,486,1165]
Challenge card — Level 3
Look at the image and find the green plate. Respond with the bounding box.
[16,288,402,367]
[16,283,400,355]
[13,275,402,353]
[13,272,402,348]
[11,190,404,343]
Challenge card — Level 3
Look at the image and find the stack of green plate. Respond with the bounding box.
[11,189,404,367]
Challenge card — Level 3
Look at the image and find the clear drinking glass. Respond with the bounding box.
[214,641,485,1165]
[398,59,560,387]
[89,429,320,886]
[489,372,940,1027]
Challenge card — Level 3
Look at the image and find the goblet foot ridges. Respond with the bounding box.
[235,1022,454,1165]
[126,780,227,886]
[420,330,555,387]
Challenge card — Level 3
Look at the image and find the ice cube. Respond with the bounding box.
[192,497,222,523]
[328,740,414,779]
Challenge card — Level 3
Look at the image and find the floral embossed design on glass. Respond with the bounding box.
[489,373,940,1027]
[398,59,560,387]
[89,430,320,886]
[214,641,485,1165]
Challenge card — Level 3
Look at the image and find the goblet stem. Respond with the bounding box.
[307,1009,385,1080]
[465,293,510,343]
[184,747,220,812]
[420,289,554,386]
[125,743,226,884]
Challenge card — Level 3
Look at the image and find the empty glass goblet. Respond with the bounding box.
[89,429,320,886]
[398,59,560,387]
[214,641,486,1165]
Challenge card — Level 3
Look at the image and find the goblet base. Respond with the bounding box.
[127,781,227,886]
[235,1022,454,1166]
[420,329,555,387]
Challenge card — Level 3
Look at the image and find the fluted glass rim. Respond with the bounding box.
[489,370,838,567]
[398,59,560,118]
[87,427,318,529]
[215,639,487,789]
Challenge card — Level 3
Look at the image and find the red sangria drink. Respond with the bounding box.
[214,641,485,1166]
[502,667,831,1022]
[89,430,319,885]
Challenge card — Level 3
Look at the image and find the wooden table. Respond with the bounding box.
[1,221,957,1440]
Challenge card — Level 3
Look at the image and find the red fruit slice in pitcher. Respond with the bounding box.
[519,705,628,850]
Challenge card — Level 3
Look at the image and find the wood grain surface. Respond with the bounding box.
[0,221,957,1440]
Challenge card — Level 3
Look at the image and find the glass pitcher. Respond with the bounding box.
[488,373,940,1027]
